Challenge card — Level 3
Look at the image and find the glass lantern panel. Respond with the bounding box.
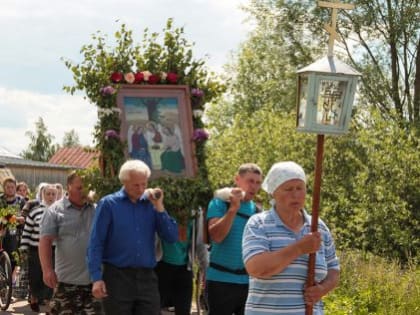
[316,79,347,126]
[298,76,308,127]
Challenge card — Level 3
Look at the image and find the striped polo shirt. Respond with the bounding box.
[207,198,257,284]
[242,208,339,315]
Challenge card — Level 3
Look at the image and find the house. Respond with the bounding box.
[0,146,75,191]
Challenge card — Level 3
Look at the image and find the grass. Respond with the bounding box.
[324,250,419,315]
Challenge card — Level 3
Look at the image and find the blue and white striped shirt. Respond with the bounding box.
[242,208,339,315]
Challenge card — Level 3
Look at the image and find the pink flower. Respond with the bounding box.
[124,72,135,84]
[192,128,209,141]
[191,88,204,97]
[166,72,178,84]
[100,86,116,96]
[110,72,123,83]
[104,129,120,140]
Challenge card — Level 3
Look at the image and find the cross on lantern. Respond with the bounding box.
[318,0,355,56]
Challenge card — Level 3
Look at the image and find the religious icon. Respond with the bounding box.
[316,80,347,126]
[117,85,197,178]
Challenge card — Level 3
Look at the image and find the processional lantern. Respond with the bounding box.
[296,56,360,134]
[296,2,361,315]
[296,1,360,135]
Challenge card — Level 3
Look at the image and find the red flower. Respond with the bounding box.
[110,72,123,83]
[148,74,160,84]
[166,72,178,84]
[134,72,144,83]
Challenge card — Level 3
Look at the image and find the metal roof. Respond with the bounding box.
[297,55,361,76]
[0,146,22,159]
[49,147,99,168]
[0,155,74,170]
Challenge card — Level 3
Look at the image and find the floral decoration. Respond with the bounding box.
[64,20,226,221]
[124,72,135,84]
[110,72,123,83]
[100,86,116,96]
[0,206,18,235]
[166,72,178,84]
[108,70,181,85]
[191,88,204,97]
[192,128,210,142]
[104,129,120,140]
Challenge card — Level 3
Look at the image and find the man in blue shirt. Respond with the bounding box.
[87,160,178,314]
[206,163,263,315]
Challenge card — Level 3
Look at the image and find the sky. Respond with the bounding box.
[0,0,253,155]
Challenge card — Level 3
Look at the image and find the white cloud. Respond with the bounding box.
[0,87,97,155]
[0,0,253,154]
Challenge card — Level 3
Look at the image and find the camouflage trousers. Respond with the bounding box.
[50,282,103,315]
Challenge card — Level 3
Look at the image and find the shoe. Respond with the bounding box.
[30,302,40,312]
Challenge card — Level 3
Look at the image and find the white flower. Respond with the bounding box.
[193,110,204,118]
[160,72,167,80]
[97,107,121,117]
[142,71,152,81]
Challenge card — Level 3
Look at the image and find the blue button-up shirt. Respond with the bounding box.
[87,188,178,282]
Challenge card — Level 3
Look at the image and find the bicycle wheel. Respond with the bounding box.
[0,250,13,310]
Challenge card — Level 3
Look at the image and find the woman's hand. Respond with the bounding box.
[297,232,321,255]
[304,269,340,306]
[303,282,326,305]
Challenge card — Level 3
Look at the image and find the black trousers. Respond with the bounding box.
[102,263,160,315]
[207,280,248,315]
[28,247,53,301]
[155,261,193,315]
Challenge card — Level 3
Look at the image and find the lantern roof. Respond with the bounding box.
[297,55,361,76]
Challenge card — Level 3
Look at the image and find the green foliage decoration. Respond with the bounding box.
[63,19,225,221]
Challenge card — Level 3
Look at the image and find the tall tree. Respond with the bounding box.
[209,0,420,129]
[62,129,81,147]
[207,0,322,130]
[21,117,58,161]
[338,0,420,126]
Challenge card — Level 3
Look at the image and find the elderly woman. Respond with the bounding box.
[242,161,340,315]
[21,184,57,312]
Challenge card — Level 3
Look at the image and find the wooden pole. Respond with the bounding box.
[305,134,325,315]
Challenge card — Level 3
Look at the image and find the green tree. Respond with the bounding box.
[207,0,322,129]
[62,129,81,147]
[21,117,58,162]
[339,0,420,126]
[209,0,420,129]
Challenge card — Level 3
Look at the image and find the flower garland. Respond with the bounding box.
[101,71,209,143]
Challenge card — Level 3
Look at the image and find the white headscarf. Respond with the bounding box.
[262,161,306,195]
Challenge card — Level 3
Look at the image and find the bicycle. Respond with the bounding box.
[0,230,13,311]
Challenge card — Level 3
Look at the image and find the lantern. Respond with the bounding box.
[296,55,360,135]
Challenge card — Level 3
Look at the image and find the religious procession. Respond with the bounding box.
[1,1,418,315]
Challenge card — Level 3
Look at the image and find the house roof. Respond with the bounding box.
[49,147,99,168]
[0,155,74,170]
[0,146,21,159]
